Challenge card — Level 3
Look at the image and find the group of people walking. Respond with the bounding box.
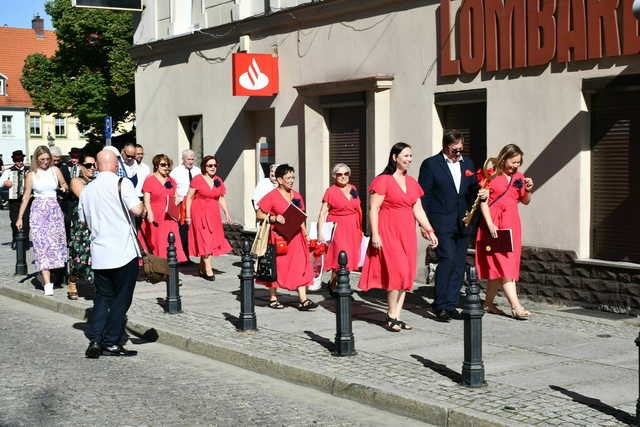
[250,130,534,332]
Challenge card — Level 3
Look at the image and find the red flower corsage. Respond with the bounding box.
[308,239,328,256]
[464,169,474,177]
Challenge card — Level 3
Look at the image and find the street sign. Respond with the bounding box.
[104,116,112,144]
[72,0,143,11]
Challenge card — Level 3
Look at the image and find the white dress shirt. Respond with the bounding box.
[170,164,201,203]
[78,171,142,269]
[252,177,277,207]
[135,162,151,198]
[443,153,463,193]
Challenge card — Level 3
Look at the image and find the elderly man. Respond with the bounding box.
[170,149,201,259]
[80,149,144,358]
[1,150,29,248]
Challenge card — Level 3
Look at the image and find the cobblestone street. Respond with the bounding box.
[0,296,422,427]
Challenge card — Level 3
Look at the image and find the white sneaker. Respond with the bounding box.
[44,283,54,296]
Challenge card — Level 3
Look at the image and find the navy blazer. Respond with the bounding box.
[418,153,479,235]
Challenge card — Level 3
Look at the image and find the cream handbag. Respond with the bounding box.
[251,215,270,257]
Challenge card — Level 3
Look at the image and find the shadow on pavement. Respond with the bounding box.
[549,385,635,425]
[304,330,335,354]
[222,312,238,328]
[411,354,462,384]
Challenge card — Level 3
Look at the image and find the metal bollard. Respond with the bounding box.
[636,332,640,425]
[334,251,356,357]
[165,232,182,314]
[238,240,257,332]
[15,229,27,276]
[461,265,486,387]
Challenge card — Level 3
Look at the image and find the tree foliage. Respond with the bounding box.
[21,0,135,136]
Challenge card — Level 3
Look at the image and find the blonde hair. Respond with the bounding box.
[496,144,524,174]
[31,146,52,172]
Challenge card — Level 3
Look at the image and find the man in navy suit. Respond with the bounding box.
[418,130,485,322]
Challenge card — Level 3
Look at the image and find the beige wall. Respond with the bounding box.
[27,113,87,157]
[133,2,640,271]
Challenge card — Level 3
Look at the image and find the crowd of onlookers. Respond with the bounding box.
[2,129,534,356]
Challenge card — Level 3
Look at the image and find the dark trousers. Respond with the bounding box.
[88,257,138,346]
[432,231,469,311]
[179,223,189,259]
[9,199,29,244]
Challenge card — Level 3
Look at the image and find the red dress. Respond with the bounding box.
[256,189,313,290]
[322,184,362,271]
[188,175,232,257]
[139,175,187,262]
[358,174,424,291]
[475,172,527,280]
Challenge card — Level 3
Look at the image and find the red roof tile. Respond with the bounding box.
[0,27,57,108]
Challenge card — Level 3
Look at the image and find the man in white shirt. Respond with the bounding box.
[134,144,150,198]
[117,142,139,187]
[251,163,278,210]
[170,149,201,258]
[79,149,144,358]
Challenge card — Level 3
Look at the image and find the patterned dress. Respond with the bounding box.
[68,177,93,281]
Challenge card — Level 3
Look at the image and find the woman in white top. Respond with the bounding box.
[16,146,69,296]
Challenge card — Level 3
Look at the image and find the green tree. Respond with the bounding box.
[21,0,135,137]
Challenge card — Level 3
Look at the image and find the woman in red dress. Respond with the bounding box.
[185,155,232,281]
[317,163,362,290]
[358,143,438,332]
[139,154,187,263]
[475,144,534,320]
[256,164,317,311]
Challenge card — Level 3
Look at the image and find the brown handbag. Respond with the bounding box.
[118,178,169,283]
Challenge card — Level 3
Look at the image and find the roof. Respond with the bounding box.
[0,27,57,108]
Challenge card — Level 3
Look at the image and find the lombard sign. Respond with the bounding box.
[232,53,279,96]
[439,0,640,76]
[72,0,142,11]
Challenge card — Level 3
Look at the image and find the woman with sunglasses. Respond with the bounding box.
[139,154,187,266]
[317,163,363,292]
[185,155,232,280]
[66,154,97,299]
[16,145,69,296]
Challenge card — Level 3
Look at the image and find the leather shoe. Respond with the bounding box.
[447,309,463,320]
[101,344,138,357]
[434,310,451,322]
[85,341,101,359]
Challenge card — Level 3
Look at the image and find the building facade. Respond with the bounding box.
[131,0,640,311]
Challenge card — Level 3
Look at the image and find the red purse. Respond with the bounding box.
[274,233,288,256]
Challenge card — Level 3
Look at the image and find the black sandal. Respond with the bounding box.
[268,300,285,309]
[398,320,413,330]
[297,299,318,311]
[385,315,402,332]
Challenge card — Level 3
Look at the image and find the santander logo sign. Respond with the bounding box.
[232,53,279,96]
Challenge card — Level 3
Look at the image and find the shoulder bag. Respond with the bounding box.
[255,243,277,282]
[118,178,169,283]
[251,215,270,257]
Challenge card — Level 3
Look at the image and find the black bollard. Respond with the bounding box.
[334,251,356,357]
[238,240,257,332]
[165,232,182,314]
[15,229,27,276]
[636,332,640,425]
[461,265,486,387]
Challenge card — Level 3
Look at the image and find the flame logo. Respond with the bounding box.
[238,58,270,91]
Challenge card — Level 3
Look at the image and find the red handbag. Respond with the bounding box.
[273,233,288,256]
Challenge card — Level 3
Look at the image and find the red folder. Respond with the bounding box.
[273,203,307,241]
[166,195,179,222]
[481,228,513,253]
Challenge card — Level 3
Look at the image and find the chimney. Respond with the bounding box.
[32,15,44,38]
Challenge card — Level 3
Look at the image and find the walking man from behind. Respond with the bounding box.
[419,130,486,322]
[79,149,144,358]
[170,149,201,261]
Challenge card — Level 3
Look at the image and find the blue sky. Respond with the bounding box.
[1,0,54,30]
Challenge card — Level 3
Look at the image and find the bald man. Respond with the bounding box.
[79,149,144,358]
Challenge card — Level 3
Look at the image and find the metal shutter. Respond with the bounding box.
[329,107,367,231]
[441,102,487,170]
[591,91,640,263]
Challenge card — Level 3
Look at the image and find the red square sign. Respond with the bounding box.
[232,53,279,96]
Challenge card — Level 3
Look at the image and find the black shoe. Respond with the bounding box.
[101,344,138,357]
[447,309,463,320]
[199,271,215,281]
[85,341,101,359]
[434,310,451,322]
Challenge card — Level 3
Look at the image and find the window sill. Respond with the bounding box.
[31,135,42,138]
[575,258,640,270]
[54,135,67,139]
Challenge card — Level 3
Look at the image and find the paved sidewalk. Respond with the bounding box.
[0,210,637,426]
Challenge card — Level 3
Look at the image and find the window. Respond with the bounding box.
[30,116,41,136]
[1,115,12,136]
[0,76,6,96]
[55,117,66,136]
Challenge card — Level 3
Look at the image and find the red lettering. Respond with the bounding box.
[439,0,461,76]
[557,0,587,62]
[587,0,621,58]
[527,0,557,66]
[622,0,640,55]
[460,0,486,73]
[485,0,527,70]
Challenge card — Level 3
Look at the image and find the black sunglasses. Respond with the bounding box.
[83,162,96,168]
[158,162,169,167]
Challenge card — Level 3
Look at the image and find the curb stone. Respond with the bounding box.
[0,285,515,427]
